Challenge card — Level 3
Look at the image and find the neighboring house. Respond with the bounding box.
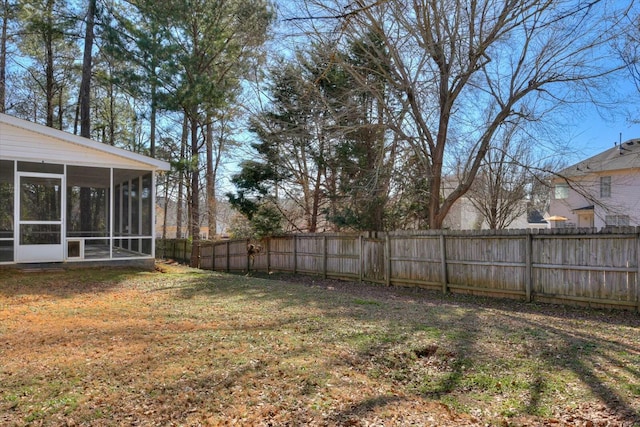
[0,113,169,266]
[549,138,640,229]
[441,177,548,230]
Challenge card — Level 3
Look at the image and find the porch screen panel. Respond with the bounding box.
[0,160,14,262]
[66,166,111,259]
[113,169,152,256]
[122,181,129,237]
[131,177,140,235]
[115,184,121,235]
[141,173,152,236]
[66,166,110,237]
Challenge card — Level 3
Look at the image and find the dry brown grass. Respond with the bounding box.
[1,262,639,426]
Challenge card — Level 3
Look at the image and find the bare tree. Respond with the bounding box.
[465,122,556,229]
[297,0,633,229]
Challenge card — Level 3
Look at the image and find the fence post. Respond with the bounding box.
[246,238,251,272]
[266,237,271,274]
[293,235,298,274]
[525,232,533,302]
[440,232,448,294]
[324,235,328,279]
[358,234,363,282]
[226,240,230,272]
[385,232,391,286]
[212,242,216,271]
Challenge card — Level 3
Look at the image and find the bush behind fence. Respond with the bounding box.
[157,227,640,311]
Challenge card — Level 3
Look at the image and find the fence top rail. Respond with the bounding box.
[164,226,640,249]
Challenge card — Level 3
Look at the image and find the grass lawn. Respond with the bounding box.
[1,262,639,426]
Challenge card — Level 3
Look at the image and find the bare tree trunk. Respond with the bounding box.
[176,114,188,239]
[162,174,169,240]
[57,89,63,129]
[44,0,54,127]
[206,118,215,239]
[77,0,96,237]
[109,70,115,145]
[189,112,201,267]
[79,0,95,139]
[150,82,157,156]
[0,0,8,113]
[190,113,200,244]
[149,30,159,158]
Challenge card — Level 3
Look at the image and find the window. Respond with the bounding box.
[554,183,569,199]
[600,176,611,198]
[605,215,629,226]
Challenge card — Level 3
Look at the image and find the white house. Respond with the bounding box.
[549,138,640,229]
[440,176,548,230]
[0,113,170,266]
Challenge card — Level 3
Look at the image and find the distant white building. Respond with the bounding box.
[549,139,640,229]
[441,177,547,230]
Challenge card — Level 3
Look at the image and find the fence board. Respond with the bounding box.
[327,235,359,278]
[269,236,295,272]
[390,234,442,286]
[363,238,386,283]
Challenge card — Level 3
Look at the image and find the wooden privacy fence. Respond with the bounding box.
[158,228,640,311]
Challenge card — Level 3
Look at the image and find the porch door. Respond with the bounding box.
[16,173,64,263]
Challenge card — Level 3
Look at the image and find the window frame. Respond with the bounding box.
[605,215,629,227]
[600,176,611,198]
[554,182,569,199]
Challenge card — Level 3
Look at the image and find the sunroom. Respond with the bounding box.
[0,113,169,266]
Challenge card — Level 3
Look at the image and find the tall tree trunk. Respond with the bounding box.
[176,114,188,239]
[150,82,157,157]
[44,0,54,127]
[206,118,215,239]
[190,112,201,267]
[149,30,159,158]
[0,0,8,113]
[57,88,63,129]
[78,0,96,235]
[162,174,169,240]
[109,71,115,145]
[190,113,200,243]
[79,0,95,139]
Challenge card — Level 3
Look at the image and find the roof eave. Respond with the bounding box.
[1,113,170,171]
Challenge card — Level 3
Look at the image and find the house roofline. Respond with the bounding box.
[556,138,640,178]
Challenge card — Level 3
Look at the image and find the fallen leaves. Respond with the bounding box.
[0,266,639,426]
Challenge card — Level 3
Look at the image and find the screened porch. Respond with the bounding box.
[0,160,156,264]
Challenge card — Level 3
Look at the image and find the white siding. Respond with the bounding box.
[550,170,640,228]
[0,121,157,170]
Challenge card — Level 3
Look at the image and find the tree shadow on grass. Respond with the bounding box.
[498,312,640,423]
[0,268,143,299]
[146,270,640,423]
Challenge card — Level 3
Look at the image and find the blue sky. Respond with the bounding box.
[573,107,640,158]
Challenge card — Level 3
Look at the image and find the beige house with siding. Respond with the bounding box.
[0,113,169,266]
[549,138,640,229]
